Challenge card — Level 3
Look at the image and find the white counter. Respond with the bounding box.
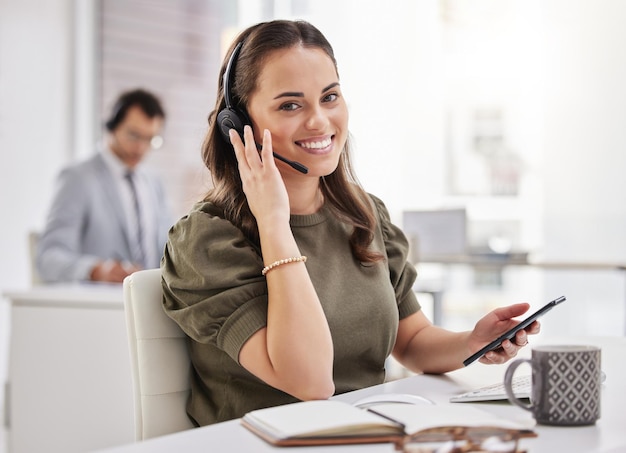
[4,284,135,453]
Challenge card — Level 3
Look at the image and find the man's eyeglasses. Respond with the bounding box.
[123,129,164,149]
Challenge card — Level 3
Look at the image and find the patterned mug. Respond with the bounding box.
[504,345,601,426]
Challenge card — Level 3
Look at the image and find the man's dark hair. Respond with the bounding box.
[105,88,165,131]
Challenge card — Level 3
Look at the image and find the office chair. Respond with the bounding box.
[28,230,42,285]
[123,268,195,440]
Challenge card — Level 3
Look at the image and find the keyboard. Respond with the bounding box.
[450,374,531,403]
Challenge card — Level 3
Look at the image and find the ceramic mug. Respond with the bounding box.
[504,345,601,426]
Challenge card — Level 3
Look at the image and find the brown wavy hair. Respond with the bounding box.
[202,19,382,263]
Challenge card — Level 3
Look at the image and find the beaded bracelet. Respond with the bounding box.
[261,256,307,276]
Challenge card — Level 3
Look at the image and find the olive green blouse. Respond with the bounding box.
[161,194,421,426]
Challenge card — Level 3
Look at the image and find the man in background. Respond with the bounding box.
[36,88,173,283]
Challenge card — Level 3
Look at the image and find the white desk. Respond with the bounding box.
[97,335,626,453]
[3,284,135,453]
[418,255,626,334]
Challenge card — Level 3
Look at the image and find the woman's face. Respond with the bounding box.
[246,45,348,177]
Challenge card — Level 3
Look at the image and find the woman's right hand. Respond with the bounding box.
[229,126,290,227]
[230,126,335,401]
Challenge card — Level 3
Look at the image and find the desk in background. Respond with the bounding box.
[417,253,626,334]
[419,253,626,271]
[98,335,626,453]
[3,284,135,453]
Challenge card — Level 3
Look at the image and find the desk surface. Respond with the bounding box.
[98,335,626,453]
[418,254,626,271]
[3,282,123,308]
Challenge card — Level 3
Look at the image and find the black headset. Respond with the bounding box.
[105,98,128,132]
[216,42,249,144]
[216,41,308,174]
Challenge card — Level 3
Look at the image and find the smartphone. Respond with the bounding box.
[463,296,566,366]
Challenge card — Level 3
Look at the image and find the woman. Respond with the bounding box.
[161,19,539,426]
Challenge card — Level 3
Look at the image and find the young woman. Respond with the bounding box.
[161,19,539,426]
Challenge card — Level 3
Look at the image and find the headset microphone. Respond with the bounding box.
[216,42,308,174]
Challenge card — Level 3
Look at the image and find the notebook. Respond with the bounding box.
[241,399,536,447]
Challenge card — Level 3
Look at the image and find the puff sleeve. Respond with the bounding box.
[370,194,421,319]
[161,202,268,363]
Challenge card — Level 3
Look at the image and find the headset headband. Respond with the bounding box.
[222,41,244,110]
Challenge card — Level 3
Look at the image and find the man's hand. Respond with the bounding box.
[90,260,141,283]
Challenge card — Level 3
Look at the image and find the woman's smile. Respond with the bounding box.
[295,135,334,155]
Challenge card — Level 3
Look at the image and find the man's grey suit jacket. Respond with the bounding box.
[36,153,173,282]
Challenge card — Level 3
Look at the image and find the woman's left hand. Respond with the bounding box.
[469,303,541,365]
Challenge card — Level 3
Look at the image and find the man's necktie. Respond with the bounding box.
[125,171,146,267]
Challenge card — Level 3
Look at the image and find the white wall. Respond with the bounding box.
[541,0,626,334]
[543,1,626,261]
[0,0,74,397]
[0,0,73,290]
[313,1,446,214]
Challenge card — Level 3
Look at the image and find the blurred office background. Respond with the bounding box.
[1,0,626,450]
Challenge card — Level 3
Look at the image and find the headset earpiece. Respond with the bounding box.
[105,99,124,131]
[217,42,249,144]
[217,107,249,144]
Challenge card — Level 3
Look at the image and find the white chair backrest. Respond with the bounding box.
[123,268,195,440]
[28,230,42,285]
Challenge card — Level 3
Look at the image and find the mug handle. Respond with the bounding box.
[504,358,534,411]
